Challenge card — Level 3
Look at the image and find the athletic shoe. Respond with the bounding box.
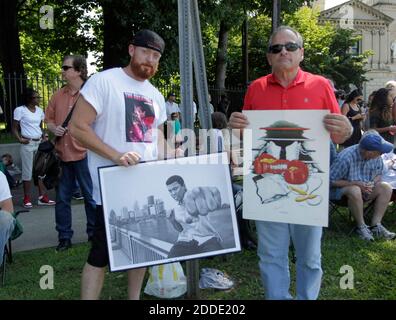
[355,224,374,241]
[199,268,234,290]
[23,195,33,209]
[370,223,396,240]
[72,192,84,200]
[38,195,56,206]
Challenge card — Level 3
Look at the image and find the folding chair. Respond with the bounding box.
[329,197,375,233]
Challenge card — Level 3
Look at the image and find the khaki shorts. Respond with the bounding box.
[20,140,41,181]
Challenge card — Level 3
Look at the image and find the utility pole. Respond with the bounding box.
[242,10,249,87]
[178,0,213,299]
[272,0,281,32]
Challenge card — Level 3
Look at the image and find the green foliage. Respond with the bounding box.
[284,7,372,90]
[222,6,372,89]
[0,205,395,299]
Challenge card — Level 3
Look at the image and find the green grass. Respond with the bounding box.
[1,207,396,300]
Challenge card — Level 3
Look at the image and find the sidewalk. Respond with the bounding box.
[11,185,89,253]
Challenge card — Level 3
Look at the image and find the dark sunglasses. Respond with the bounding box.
[61,65,74,71]
[268,42,301,54]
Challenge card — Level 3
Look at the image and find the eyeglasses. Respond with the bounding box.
[268,42,301,54]
[61,65,74,71]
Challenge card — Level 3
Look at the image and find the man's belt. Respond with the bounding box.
[22,136,41,141]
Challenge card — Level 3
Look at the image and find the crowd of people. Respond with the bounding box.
[1,25,396,301]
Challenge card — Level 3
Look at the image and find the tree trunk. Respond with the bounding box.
[0,0,25,132]
[214,20,229,95]
[101,1,127,69]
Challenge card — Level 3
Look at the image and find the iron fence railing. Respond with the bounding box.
[0,73,246,140]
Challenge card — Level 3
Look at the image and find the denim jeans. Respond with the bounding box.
[55,157,96,240]
[255,220,323,300]
[0,211,15,265]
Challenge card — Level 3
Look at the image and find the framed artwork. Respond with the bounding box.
[98,152,241,271]
[243,110,330,227]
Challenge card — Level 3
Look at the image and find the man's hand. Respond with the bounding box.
[228,112,249,129]
[112,151,141,167]
[184,187,221,216]
[19,137,29,144]
[323,114,353,144]
[54,125,67,137]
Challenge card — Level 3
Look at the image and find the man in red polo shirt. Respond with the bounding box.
[229,26,352,300]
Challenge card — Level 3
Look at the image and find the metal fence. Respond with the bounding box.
[0,73,246,140]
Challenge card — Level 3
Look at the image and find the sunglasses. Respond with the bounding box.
[61,65,74,71]
[268,42,301,54]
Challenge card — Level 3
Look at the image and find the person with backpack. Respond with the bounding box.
[45,55,96,252]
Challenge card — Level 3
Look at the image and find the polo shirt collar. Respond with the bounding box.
[63,84,80,97]
[268,68,306,87]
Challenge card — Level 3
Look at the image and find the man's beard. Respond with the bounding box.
[130,57,158,80]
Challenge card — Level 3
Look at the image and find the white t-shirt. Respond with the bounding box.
[80,67,167,204]
[165,101,181,119]
[382,152,396,189]
[13,105,44,139]
[0,171,12,202]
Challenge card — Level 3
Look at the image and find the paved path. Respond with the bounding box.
[11,185,89,253]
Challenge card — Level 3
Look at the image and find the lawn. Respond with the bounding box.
[1,207,395,300]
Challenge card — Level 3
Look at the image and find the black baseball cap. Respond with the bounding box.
[131,29,165,55]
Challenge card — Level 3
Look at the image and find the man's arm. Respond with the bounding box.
[68,96,140,166]
[45,98,67,137]
[12,120,29,144]
[0,198,14,213]
[168,209,183,232]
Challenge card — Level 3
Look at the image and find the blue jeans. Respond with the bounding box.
[0,211,15,265]
[256,221,323,300]
[55,158,96,240]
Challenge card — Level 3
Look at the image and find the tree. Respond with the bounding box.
[284,7,372,90]
[0,0,26,129]
[98,0,179,79]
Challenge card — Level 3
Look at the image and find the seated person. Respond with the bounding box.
[381,151,396,190]
[2,153,21,188]
[330,130,396,241]
[0,171,16,265]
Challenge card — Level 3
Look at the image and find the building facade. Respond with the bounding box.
[315,0,396,96]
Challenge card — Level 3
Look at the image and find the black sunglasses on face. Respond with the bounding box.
[61,65,73,71]
[268,42,301,54]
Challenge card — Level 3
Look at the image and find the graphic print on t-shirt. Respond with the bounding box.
[124,93,155,143]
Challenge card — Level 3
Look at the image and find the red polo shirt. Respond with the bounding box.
[243,68,340,113]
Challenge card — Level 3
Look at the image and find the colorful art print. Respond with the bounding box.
[98,153,241,271]
[243,110,330,227]
[124,93,156,143]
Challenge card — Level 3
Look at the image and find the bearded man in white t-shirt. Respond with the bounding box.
[69,29,186,300]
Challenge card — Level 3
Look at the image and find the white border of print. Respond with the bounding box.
[99,152,241,272]
[243,110,330,227]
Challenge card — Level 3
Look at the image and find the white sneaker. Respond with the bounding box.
[355,224,374,241]
[199,268,234,290]
[370,224,396,240]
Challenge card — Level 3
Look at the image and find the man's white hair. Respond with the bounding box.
[385,80,396,89]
